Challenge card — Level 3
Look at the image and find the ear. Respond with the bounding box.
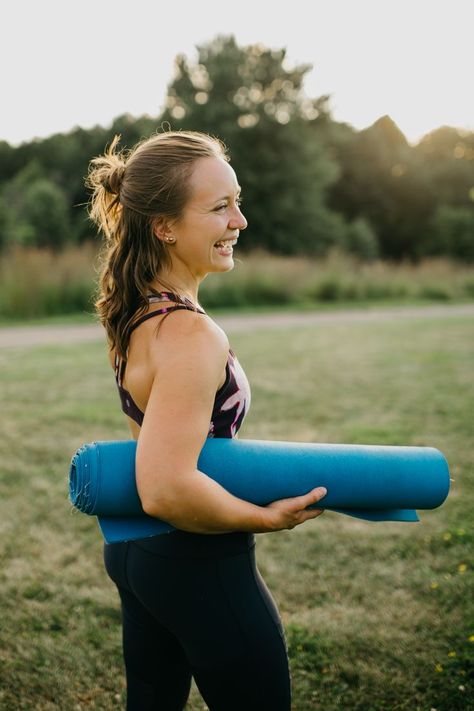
[153,217,173,243]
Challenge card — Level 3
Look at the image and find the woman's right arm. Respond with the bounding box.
[135,312,326,534]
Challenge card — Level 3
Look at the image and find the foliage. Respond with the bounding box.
[430,205,474,261]
[159,35,343,256]
[327,119,474,261]
[0,35,473,262]
[342,217,379,261]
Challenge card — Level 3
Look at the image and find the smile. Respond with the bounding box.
[214,238,238,248]
[213,238,237,255]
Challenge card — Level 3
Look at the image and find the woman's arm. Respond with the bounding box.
[135,311,326,534]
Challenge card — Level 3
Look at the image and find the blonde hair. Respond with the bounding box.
[86,129,229,359]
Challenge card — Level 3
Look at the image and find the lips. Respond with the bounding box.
[214,237,238,248]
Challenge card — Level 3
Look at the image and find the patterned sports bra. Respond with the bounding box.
[114,291,251,439]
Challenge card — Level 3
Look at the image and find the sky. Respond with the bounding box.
[2,0,473,147]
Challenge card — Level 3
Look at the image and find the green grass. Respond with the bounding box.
[0,311,473,710]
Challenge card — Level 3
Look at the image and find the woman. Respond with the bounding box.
[86,129,327,711]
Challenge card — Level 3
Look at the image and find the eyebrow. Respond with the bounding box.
[212,187,242,203]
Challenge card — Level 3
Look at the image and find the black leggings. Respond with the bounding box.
[103,530,292,711]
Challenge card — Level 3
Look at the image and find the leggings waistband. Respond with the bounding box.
[128,530,256,560]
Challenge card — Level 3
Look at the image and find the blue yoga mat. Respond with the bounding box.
[69,438,450,543]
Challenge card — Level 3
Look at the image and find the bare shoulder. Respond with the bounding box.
[147,308,229,375]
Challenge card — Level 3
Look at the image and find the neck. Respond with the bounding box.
[151,255,212,307]
[150,274,202,308]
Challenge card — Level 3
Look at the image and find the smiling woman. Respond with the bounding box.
[86,130,246,360]
[84,128,327,710]
[158,153,246,274]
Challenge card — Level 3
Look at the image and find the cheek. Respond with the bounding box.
[185,215,224,253]
[205,216,226,242]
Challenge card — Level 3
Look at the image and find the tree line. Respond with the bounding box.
[0,34,472,262]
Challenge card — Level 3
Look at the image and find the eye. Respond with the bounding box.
[214,197,243,211]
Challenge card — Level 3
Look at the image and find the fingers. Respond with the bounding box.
[308,508,325,517]
[264,486,329,531]
[302,487,327,518]
[289,488,326,527]
[294,506,325,530]
[283,486,327,515]
[303,486,327,506]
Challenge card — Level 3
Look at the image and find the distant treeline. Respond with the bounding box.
[0,34,473,262]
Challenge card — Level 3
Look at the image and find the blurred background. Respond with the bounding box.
[0,0,473,320]
[1,3,473,710]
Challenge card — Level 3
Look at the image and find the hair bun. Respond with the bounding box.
[104,164,125,196]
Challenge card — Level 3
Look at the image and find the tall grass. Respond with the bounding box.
[0,244,473,320]
[204,248,474,306]
[0,244,98,319]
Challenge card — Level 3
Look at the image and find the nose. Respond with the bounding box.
[229,205,247,231]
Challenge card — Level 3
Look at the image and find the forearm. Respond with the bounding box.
[141,469,270,534]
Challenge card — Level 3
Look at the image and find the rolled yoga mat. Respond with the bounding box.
[69,438,450,544]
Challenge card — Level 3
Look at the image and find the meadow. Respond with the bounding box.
[0,308,472,709]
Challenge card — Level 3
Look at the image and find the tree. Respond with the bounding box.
[430,205,474,261]
[22,179,72,248]
[158,34,344,256]
[414,127,474,208]
[328,116,436,261]
[1,161,72,249]
[0,194,9,250]
[1,34,472,261]
[343,217,379,261]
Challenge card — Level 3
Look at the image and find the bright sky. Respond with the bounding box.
[2,0,472,147]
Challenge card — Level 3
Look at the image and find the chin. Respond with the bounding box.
[211,258,235,273]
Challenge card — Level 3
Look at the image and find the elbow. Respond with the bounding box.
[140,496,162,519]
[137,472,185,520]
[140,492,179,520]
[138,485,172,519]
[136,473,166,519]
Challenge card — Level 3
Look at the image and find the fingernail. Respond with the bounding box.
[317,487,327,496]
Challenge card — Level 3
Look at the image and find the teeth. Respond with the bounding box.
[215,239,236,247]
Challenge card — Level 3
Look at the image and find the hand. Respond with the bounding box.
[258,487,327,533]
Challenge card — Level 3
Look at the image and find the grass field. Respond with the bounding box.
[0,309,472,710]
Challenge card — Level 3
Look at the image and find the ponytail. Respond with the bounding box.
[86,130,228,359]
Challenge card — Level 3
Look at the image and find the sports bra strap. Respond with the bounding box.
[114,294,207,384]
[129,304,193,335]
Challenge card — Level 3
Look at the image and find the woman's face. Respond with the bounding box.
[165,156,248,278]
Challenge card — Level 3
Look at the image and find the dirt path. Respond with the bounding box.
[0,303,473,349]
